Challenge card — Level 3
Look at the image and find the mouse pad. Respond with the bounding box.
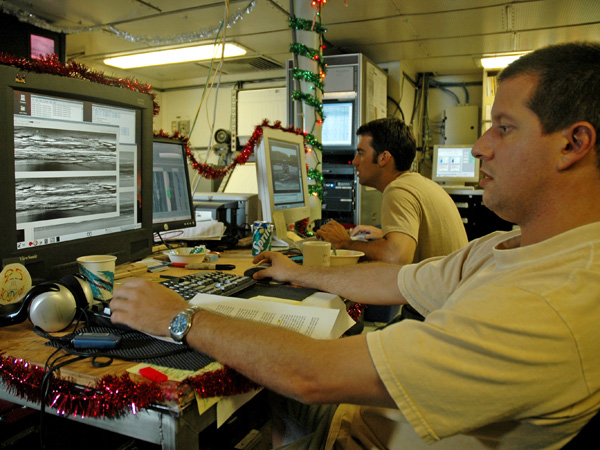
[235,283,319,301]
[47,326,215,371]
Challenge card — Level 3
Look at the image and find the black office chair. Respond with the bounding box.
[561,409,600,449]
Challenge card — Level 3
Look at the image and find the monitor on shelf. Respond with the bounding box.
[432,144,480,189]
[255,127,310,248]
[152,137,196,235]
[0,65,154,283]
[321,100,355,153]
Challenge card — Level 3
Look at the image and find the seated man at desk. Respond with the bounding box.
[110,42,600,448]
[316,117,468,265]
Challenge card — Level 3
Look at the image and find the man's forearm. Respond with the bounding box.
[285,261,406,305]
[339,236,414,265]
[186,309,396,407]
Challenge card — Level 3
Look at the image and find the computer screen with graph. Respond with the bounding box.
[432,144,480,188]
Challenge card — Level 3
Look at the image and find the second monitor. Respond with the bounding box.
[152,136,196,234]
[432,144,480,189]
[255,127,310,248]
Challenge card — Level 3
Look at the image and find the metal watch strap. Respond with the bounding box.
[182,305,203,345]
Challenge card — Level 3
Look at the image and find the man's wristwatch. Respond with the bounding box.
[169,305,203,343]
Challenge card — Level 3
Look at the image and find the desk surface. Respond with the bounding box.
[0,248,261,449]
[1,248,257,385]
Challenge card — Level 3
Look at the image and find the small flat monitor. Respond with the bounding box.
[152,137,196,233]
[432,145,480,188]
[322,101,354,148]
[255,127,310,248]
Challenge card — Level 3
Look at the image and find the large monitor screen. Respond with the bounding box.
[255,127,310,248]
[0,65,154,282]
[432,145,480,187]
[152,137,196,233]
[14,91,141,249]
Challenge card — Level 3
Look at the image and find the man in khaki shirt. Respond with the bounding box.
[316,118,467,266]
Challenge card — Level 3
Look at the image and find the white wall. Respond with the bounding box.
[152,66,483,182]
[154,79,287,151]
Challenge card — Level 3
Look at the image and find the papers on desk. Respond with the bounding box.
[164,218,225,241]
[189,291,355,340]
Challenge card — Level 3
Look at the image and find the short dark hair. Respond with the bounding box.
[499,42,600,165]
[356,118,416,171]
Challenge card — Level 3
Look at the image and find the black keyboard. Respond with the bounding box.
[160,271,256,300]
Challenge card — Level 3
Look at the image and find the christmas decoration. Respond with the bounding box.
[307,167,324,202]
[0,53,160,116]
[0,1,256,47]
[0,353,260,418]
[156,120,303,179]
[288,1,328,216]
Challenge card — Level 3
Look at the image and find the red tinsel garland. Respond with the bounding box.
[156,119,307,180]
[0,353,259,419]
[0,53,160,116]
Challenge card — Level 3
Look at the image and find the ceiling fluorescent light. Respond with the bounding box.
[104,43,247,69]
[480,53,529,69]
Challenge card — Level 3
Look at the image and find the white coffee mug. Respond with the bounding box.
[302,241,331,267]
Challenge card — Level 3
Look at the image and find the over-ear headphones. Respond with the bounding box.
[0,274,94,332]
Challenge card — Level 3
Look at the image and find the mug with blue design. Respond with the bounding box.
[76,255,117,302]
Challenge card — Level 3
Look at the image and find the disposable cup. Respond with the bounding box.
[77,255,117,301]
[302,241,331,267]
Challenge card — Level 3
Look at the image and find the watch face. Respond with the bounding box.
[170,313,189,337]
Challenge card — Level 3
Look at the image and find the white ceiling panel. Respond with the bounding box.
[1,0,598,85]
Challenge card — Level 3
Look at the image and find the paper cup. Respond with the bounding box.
[302,241,331,267]
[77,255,117,301]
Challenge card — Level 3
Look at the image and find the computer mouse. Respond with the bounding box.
[244,264,272,279]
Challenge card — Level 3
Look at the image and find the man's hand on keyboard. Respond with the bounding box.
[110,278,187,336]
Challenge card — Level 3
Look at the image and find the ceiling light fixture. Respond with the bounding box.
[479,52,529,69]
[103,43,247,69]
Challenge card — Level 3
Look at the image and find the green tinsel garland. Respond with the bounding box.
[292,68,324,92]
[289,43,326,72]
[289,16,327,34]
[308,168,324,202]
[304,133,323,151]
[291,91,325,118]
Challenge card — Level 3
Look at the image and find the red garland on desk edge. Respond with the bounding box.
[0,53,160,116]
[155,119,307,180]
[0,353,259,419]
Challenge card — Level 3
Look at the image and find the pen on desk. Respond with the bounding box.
[170,263,236,270]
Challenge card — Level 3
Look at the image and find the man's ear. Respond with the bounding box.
[378,150,393,167]
[558,122,597,170]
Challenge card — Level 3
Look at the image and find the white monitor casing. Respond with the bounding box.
[255,127,311,248]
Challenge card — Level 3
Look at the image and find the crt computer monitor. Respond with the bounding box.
[0,65,154,283]
[152,137,196,234]
[255,127,310,248]
[432,144,480,187]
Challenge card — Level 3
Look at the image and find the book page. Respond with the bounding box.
[189,293,342,339]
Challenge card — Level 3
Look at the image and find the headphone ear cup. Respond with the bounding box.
[0,283,50,327]
[28,283,78,332]
[59,274,93,311]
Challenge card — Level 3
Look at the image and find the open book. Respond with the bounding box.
[188,291,356,340]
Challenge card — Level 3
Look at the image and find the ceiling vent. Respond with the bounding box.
[197,56,283,74]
